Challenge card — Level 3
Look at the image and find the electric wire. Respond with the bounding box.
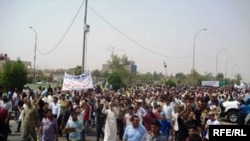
[87,6,191,59]
[37,0,85,55]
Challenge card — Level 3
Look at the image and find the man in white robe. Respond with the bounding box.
[102,101,117,141]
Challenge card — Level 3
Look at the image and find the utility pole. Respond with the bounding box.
[82,0,89,73]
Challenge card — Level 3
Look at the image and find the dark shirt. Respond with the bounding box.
[96,105,106,124]
[18,100,24,108]
[144,112,157,131]
[38,100,45,113]
[48,87,53,93]
[177,116,189,141]
[186,119,198,129]
[238,104,250,116]
[63,108,74,123]
[194,109,202,127]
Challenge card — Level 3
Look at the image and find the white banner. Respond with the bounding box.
[234,82,246,89]
[201,81,219,87]
[62,70,93,91]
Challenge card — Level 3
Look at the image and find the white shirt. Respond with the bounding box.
[124,113,132,128]
[135,109,144,125]
[162,104,173,120]
[0,101,12,112]
[138,107,147,117]
[205,119,220,139]
[172,112,179,131]
[49,102,61,118]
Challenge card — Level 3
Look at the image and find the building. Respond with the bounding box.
[0,53,31,70]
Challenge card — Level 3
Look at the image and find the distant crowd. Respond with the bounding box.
[0,84,250,141]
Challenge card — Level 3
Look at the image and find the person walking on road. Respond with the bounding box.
[22,96,39,141]
[37,109,58,141]
[123,115,146,141]
[141,119,167,141]
[102,101,117,141]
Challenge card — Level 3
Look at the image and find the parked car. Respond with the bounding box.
[37,81,49,85]
[220,100,240,123]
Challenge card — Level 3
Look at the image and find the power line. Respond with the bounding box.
[87,6,191,59]
[37,0,85,55]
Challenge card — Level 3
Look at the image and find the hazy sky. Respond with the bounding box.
[1,0,250,82]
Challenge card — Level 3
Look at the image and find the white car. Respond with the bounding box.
[37,81,49,85]
[220,100,240,123]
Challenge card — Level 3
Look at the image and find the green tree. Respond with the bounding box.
[153,71,161,81]
[36,70,47,82]
[0,59,28,91]
[92,69,101,81]
[140,72,154,84]
[216,72,224,81]
[165,79,176,87]
[234,73,242,83]
[74,65,82,75]
[107,54,132,86]
[175,72,186,80]
[107,71,125,91]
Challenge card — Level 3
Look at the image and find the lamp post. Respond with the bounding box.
[163,61,167,81]
[231,64,238,79]
[215,48,226,80]
[192,28,207,85]
[225,57,233,79]
[29,26,37,84]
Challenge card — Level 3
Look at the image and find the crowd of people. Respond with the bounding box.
[0,84,250,141]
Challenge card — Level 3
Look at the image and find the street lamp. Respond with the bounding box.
[215,48,226,80]
[29,26,37,84]
[225,57,233,79]
[231,64,238,79]
[192,28,207,85]
[163,61,167,81]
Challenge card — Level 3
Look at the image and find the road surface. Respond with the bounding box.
[7,119,236,141]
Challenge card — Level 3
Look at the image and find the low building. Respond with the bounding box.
[0,53,31,70]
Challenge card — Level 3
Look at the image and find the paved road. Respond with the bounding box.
[7,119,236,141]
[7,120,97,141]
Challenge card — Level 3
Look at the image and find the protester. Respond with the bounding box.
[64,111,84,141]
[95,99,106,141]
[123,115,146,141]
[37,109,58,141]
[204,111,220,141]
[159,111,172,140]
[141,119,167,141]
[102,100,117,141]
[22,96,39,141]
[0,93,11,141]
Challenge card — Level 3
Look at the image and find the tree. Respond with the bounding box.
[0,59,28,91]
[165,79,176,87]
[153,71,161,81]
[74,65,82,75]
[92,69,101,81]
[107,71,125,91]
[107,54,132,86]
[140,72,155,84]
[216,72,224,81]
[175,72,186,80]
[234,73,242,82]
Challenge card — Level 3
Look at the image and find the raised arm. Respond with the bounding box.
[102,101,109,115]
